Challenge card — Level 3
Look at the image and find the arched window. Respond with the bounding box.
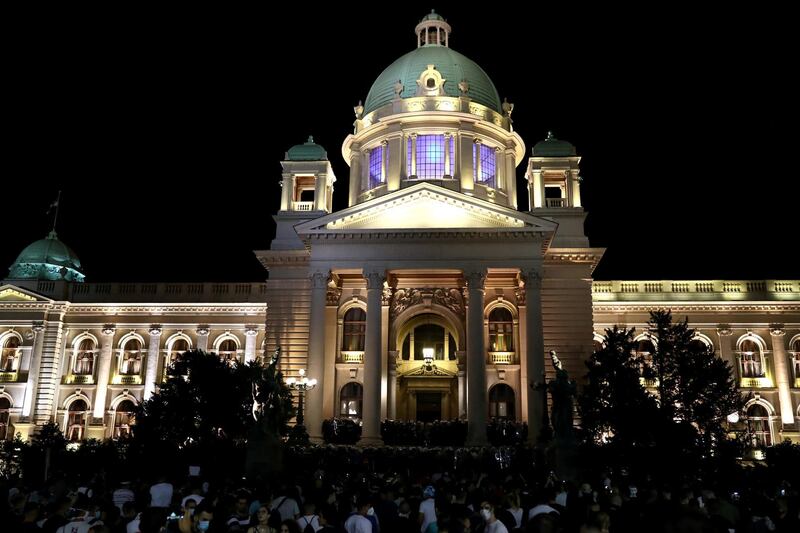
[218,339,238,364]
[689,338,711,353]
[67,399,88,442]
[633,336,656,369]
[489,384,516,420]
[169,338,189,366]
[74,338,96,375]
[342,308,366,352]
[488,308,514,352]
[790,338,800,380]
[114,399,136,438]
[1,336,20,372]
[739,339,764,378]
[339,382,363,419]
[746,403,772,447]
[0,397,10,441]
[120,339,142,375]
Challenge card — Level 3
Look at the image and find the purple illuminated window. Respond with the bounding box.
[406,135,454,179]
[474,143,496,187]
[369,145,383,188]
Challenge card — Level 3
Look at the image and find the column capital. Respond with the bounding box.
[310,269,330,289]
[245,325,259,336]
[196,325,210,336]
[716,324,733,336]
[464,269,487,290]
[364,269,385,290]
[770,324,786,337]
[520,267,543,289]
[101,325,116,336]
[149,325,163,337]
[326,286,342,306]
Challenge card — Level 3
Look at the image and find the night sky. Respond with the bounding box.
[4,6,798,283]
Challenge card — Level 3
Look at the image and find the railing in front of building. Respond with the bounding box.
[489,352,514,364]
[736,352,773,388]
[544,198,565,208]
[341,351,364,363]
[292,201,315,211]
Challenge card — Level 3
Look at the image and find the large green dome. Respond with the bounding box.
[7,231,85,282]
[364,46,502,115]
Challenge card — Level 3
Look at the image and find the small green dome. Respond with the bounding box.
[286,136,328,161]
[422,9,445,21]
[532,132,576,157]
[364,46,502,115]
[7,231,85,282]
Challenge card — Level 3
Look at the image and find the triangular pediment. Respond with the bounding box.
[295,183,557,235]
[0,284,53,302]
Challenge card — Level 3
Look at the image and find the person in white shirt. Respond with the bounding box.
[345,498,372,533]
[270,493,300,522]
[149,476,174,508]
[480,502,508,533]
[113,482,135,511]
[418,486,437,533]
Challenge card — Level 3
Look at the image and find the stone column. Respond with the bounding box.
[280,173,293,211]
[143,325,162,400]
[315,173,327,211]
[522,267,545,443]
[348,145,362,206]
[362,269,385,443]
[22,321,45,418]
[457,351,466,418]
[505,149,517,208]
[196,326,210,352]
[569,169,582,207]
[459,132,475,193]
[410,134,417,176]
[306,269,329,442]
[770,325,795,425]
[465,269,488,446]
[444,133,451,176]
[388,354,397,419]
[244,326,258,363]
[387,135,402,191]
[93,325,115,419]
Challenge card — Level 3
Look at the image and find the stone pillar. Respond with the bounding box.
[465,269,488,446]
[362,269,385,443]
[33,308,67,426]
[410,134,417,176]
[444,133,451,176]
[196,326,210,352]
[244,326,258,363]
[770,325,795,426]
[522,267,545,443]
[457,351,466,418]
[388,354,397,419]
[143,325,162,400]
[459,132,475,193]
[530,169,543,209]
[306,269,329,442]
[387,135,402,191]
[569,169,582,207]
[381,286,391,418]
[505,149,517,208]
[348,145,362,206]
[315,173,327,211]
[22,321,45,418]
[280,173,293,211]
[93,326,116,419]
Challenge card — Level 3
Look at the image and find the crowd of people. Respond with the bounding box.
[1,444,798,533]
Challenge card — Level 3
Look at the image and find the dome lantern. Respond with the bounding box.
[415,10,451,48]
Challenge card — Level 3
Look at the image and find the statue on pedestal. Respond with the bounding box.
[547,350,576,444]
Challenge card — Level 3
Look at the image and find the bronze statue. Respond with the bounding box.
[548,350,576,443]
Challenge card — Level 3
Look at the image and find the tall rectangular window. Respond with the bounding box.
[474,143,497,188]
[369,146,383,188]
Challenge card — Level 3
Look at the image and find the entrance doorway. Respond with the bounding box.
[416,392,442,422]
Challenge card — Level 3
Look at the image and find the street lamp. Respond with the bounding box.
[286,369,317,440]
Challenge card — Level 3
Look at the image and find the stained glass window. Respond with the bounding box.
[474,143,496,187]
[369,145,384,188]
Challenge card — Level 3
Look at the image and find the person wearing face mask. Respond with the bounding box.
[479,502,507,533]
[179,501,214,533]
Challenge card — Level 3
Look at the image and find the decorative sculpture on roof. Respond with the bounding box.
[353,100,364,119]
[458,79,469,96]
[394,79,404,98]
[502,97,514,118]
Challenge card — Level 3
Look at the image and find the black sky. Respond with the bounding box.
[3,5,798,283]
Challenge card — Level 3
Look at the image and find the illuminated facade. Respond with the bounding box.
[1,12,798,444]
